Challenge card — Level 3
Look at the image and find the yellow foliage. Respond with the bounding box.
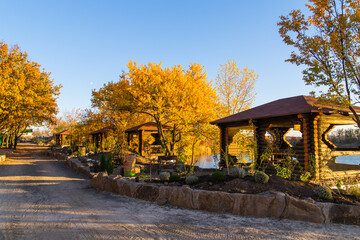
[216,59,257,117]
[0,42,61,147]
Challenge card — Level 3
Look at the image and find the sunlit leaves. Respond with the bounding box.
[278,0,360,125]
[92,60,219,155]
[0,42,61,143]
[216,59,257,116]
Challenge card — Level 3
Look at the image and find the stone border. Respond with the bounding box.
[48,151,360,226]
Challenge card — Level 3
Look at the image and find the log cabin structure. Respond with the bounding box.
[211,95,360,180]
[125,122,171,156]
[54,130,72,147]
[89,126,113,150]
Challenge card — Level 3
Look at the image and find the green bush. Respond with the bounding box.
[255,171,269,184]
[230,166,246,178]
[100,154,106,172]
[275,165,292,179]
[124,171,136,177]
[185,175,199,185]
[169,174,181,182]
[344,185,360,198]
[68,146,73,155]
[159,172,170,182]
[314,186,332,200]
[211,171,226,183]
[300,172,311,182]
[106,153,114,175]
[77,146,82,157]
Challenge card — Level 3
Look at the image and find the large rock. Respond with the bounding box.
[193,190,235,213]
[232,191,286,218]
[318,202,360,225]
[116,179,132,197]
[156,186,173,205]
[168,186,195,209]
[103,175,121,193]
[281,194,324,223]
[133,183,159,202]
[90,172,108,190]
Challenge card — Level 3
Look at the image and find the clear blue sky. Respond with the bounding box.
[1,0,313,116]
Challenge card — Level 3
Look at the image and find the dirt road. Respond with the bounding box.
[0,143,359,239]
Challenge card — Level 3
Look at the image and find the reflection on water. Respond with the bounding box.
[336,155,360,165]
[195,154,360,168]
[195,154,220,169]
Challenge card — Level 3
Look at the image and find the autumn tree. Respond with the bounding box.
[91,75,151,153]
[216,59,257,117]
[0,42,61,148]
[92,60,219,156]
[278,0,360,127]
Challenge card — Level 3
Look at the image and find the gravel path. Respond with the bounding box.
[0,143,359,240]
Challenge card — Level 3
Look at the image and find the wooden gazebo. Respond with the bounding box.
[125,122,171,156]
[211,95,360,180]
[89,126,113,149]
[54,130,72,147]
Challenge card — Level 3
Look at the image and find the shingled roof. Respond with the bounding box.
[125,122,171,133]
[211,95,360,125]
[54,129,72,136]
[89,126,113,135]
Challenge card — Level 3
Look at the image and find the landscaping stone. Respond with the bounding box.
[232,191,286,219]
[117,179,132,198]
[167,186,195,209]
[195,190,235,213]
[156,186,173,206]
[90,172,108,190]
[134,184,159,202]
[281,194,324,223]
[318,202,360,225]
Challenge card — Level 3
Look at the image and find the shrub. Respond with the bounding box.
[300,172,311,182]
[159,172,170,182]
[124,171,136,177]
[106,153,114,175]
[77,146,82,157]
[314,186,332,200]
[169,174,181,182]
[275,165,292,179]
[255,171,269,184]
[344,185,360,198]
[230,166,246,178]
[100,154,107,172]
[185,175,199,185]
[68,146,73,155]
[211,171,226,183]
[336,180,343,190]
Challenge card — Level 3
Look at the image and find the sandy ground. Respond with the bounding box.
[0,143,359,240]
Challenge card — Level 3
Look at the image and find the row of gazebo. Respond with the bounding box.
[55,95,360,180]
[54,122,170,156]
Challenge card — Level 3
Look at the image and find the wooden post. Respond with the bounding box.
[219,125,227,167]
[298,114,309,171]
[138,130,143,156]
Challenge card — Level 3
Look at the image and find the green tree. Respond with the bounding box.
[278,0,360,128]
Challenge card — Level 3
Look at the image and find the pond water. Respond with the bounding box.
[195,154,220,169]
[335,155,360,165]
[194,154,360,168]
[194,154,252,169]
